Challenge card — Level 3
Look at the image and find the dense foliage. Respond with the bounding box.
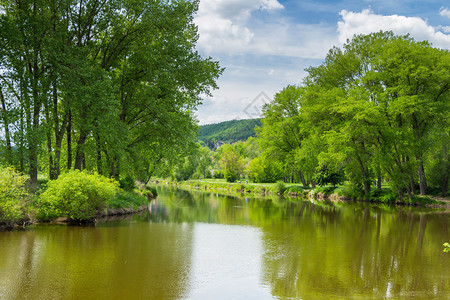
[0,0,222,185]
[170,32,449,203]
[0,167,30,226]
[37,170,119,221]
[255,31,449,199]
[198,118,261,149]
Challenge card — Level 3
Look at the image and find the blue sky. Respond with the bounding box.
[193,0,450,124]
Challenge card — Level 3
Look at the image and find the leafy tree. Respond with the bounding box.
[302,31,450,199]
[0,0,222,185]
[257,85,314,185]
[247,155,283,183]
[218,144,244,182]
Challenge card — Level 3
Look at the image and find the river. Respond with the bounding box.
[0,185,449,299]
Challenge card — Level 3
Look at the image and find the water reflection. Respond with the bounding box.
[0,222,194,299]
[259,203,450,299]
[0,186,448,299]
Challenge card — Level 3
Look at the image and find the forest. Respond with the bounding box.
[166,32,449,202]
[0,0,221,226]
[0,0,222,184]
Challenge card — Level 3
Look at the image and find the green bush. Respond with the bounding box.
[37,170,119,221]
[273,181,286,194]
[0,167,30,226]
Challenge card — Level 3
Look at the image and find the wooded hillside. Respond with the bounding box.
[198,119,261,148]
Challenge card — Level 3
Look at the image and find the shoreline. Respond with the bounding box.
[152,180,449,208]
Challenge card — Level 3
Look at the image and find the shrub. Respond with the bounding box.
[273,181,286,195]
[38,170,119,221]
[0,167,30,226]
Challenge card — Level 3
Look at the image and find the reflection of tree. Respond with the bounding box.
[258,203,450,299]
[0,222,194,299]
[1,186,448,299]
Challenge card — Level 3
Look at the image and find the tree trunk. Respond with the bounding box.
[29,87,41,186]
[52,79,67,179]
[417,162,426,195]
[19,108,24,172]
[0,87,13,165]
[110,156,119,179]
[409,176,416,195]
[74,130,89,170]
[442,175,448,197]
[44,99,56,179]
[377,168,382,190]
[356,155,370,197]
[406,186,413,200]
[299,170,308,187]
[96,144,102,175]
[67,110,72,169]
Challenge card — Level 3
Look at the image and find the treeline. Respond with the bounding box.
[255,31,449,200]
[198,118,261,148]
[0,0,222,185]
[169,32,449,201]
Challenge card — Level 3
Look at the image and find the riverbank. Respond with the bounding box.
[0,173,157,230]
[151,179,448,207]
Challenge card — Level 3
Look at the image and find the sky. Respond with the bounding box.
[193,0,450,125]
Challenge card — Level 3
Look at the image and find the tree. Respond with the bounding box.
[302,31,450,199]
[218,144,244,182]
[257,85,315,185]
[0,0,223,184]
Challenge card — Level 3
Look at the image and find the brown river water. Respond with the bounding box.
[0,186,449,299]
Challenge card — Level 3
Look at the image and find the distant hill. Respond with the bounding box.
[198,118,261,149]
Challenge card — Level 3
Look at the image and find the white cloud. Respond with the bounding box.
[197,0,283,20]
[194,0,278,56]
[338,9,450,49]
[195,0,336,59]
[438,26,450,33]
[260,0,284,11]
[440,7,450,19]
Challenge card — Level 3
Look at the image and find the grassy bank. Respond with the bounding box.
[152,178,308,197]
[152,178,447,206]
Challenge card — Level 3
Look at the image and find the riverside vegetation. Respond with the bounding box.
[0,2,448,228]
[0,0,221,228]
[0,167,156,229]
[162,32,449,206]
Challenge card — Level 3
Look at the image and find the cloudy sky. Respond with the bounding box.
[193,0,450,125]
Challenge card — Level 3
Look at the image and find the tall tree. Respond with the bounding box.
[0,0,222,184]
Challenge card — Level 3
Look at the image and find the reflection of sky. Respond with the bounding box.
[186,223,273,300]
